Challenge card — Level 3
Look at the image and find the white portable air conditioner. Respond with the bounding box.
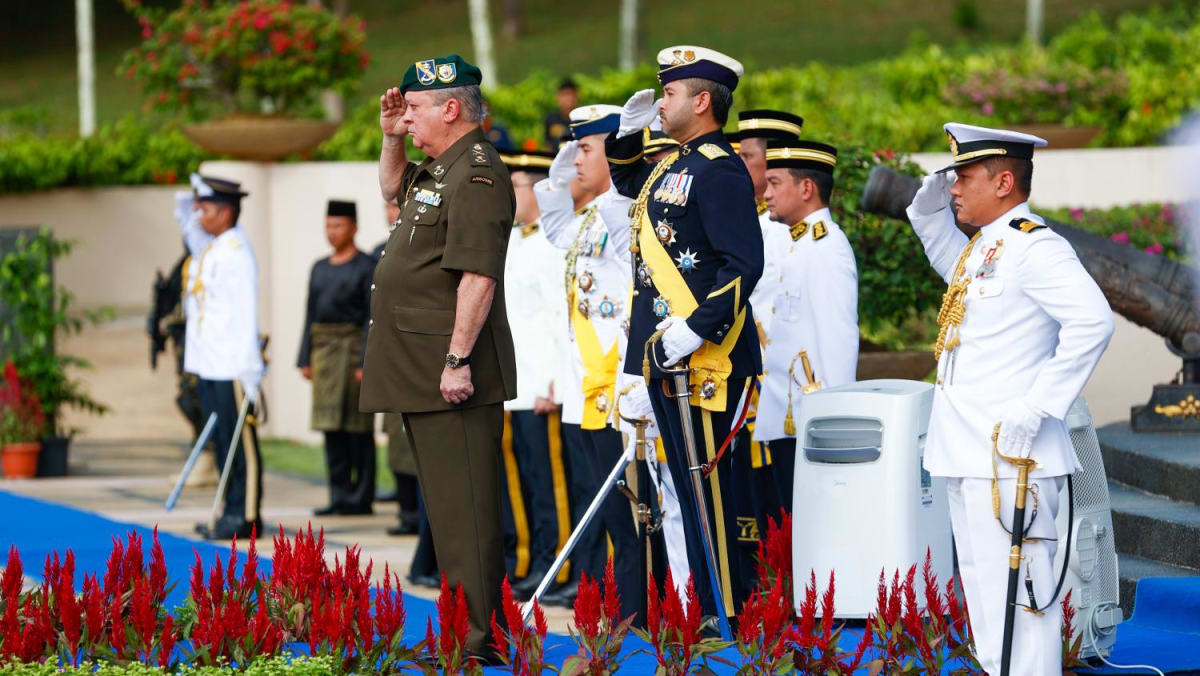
[791,379,953,617]
[1056,396,1122,659]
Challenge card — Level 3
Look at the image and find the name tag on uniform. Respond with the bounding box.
[414,189,442,207]
[654,172,693,206]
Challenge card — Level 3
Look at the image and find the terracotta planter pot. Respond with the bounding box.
[1009,124,1102,149]
[2,441,42,479]
[182,117,340,161]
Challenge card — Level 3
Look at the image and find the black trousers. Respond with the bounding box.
[198,378,262,530]
[500,410,570,580]
[561,422,603,584]
[323,430,376,512]
[765,437,797,515]
[410,488,439,578]
[648,377,759,620]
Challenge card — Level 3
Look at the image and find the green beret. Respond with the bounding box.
[400,54,483,94]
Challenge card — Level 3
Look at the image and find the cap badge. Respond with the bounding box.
[415,60,437,85]
[436,62,457,83]
[947,132,959,156]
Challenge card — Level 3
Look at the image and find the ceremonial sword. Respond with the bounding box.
[164,412,218,511]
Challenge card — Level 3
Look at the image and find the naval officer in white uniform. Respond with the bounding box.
[752,137,859,509]
[177,173,266,541]
[907,123,1114,675]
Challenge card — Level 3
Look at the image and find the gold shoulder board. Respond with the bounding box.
[1009,218,1047,233]
[697,143,728,160]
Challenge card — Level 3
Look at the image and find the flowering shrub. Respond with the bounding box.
[1040,202,1186,261]
[943,57,1127,127]
[0,361,45,444]
[117,0,369,120]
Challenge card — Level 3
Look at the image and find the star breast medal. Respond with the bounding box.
[598,296,617,318]
[655,220,676,245]
[674,248,700,273]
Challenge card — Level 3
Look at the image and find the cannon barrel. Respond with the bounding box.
[861,165,1200,354]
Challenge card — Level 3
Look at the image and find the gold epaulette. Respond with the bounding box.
[1009,218,1047,233]
[697,143,728,160]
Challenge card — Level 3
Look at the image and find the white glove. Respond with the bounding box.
[174,191,196,225]
[910,171,956,217]
[549,140,579,188]
[618,89,660,138]
[657,316,703,367]
[649,114,664,133]
[997,400,1047,459]
[621,383,654,421]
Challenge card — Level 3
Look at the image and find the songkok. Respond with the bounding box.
[499,150,555,172]
[764,138,838,175]
[327,199,357,220]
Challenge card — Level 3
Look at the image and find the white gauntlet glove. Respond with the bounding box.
[909,171,956,217]
[618,89,660,138]
[657,316,703,367]
[548,140,579,189]
[997,400,1047,459]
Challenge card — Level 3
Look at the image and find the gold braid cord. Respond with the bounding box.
[629,151,680,257]
[933,232,982,361]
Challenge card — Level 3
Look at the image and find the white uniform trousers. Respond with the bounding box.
[639,442,689,604]
[947,476,1065,676]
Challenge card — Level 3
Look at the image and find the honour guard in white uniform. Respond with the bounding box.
[176,173,266,541]
[753,138,860,509]
[535,104,641,619]
[908,123,1114,674]
[496,150,574,601]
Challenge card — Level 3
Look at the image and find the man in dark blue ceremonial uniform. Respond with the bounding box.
[605,45,764,623]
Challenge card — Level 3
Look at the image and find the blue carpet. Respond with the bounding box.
[3,489,1198,674]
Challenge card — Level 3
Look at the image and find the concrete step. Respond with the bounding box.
[1098,423,1200,506]
[1110,480,1200,571]
[1117,553,1200,619]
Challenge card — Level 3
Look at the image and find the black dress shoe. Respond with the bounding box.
[342,504,374,516]
[539,580,578,608]
[511,569,549,600]
[386,521,418,536]
[406,573,441,589]
[194,518,262,541]
[313,505,340,516]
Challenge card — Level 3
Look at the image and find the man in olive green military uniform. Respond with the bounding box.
[360,54,516,662]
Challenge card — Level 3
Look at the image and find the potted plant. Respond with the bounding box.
[943,52,1127,148]
[0,229,110,476]
[118,0,370,160]
[0,361,45,478]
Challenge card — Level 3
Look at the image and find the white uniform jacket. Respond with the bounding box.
[176,192,264,396]
[754,208,859,442]
[534,181,634,427]
[908,200,1114,479]
[503,220,569,411]
[748,206,792,342]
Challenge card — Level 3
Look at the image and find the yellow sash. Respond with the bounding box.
[637,208,746,412]
[570,287,621,430]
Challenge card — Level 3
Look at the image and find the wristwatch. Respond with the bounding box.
[446,353,471,369]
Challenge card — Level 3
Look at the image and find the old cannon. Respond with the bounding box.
[861,165,1200,432]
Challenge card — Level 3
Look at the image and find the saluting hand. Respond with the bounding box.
[618,89,660,138]
[379,87,409,138]
[441,365,474,405]
[549,140,579,188]
[910,171,956,217]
